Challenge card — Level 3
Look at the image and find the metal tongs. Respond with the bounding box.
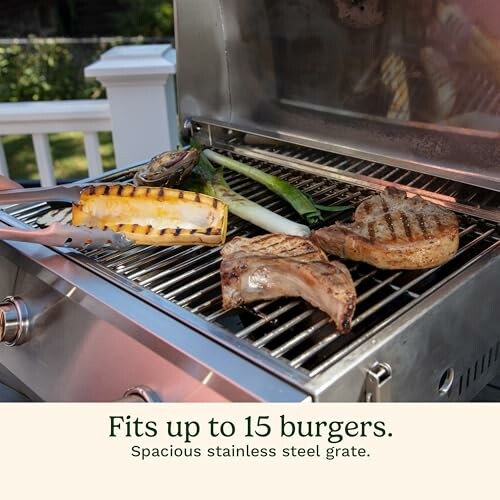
[0,181,133,251]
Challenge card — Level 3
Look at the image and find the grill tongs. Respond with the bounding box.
[0,183,133,250]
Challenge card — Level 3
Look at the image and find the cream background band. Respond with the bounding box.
[0,403,497,499]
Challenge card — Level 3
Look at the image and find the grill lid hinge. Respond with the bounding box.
[365,362,392,402]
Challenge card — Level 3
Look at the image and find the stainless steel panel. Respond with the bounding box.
[174,0,231,124]
[0,255,17,300]
[0,239,308,402]
[175,0,500,191]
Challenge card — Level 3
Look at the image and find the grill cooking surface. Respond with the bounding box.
[227,139,500,212]
[4,150,499,380]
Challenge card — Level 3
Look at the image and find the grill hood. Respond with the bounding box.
[175,0,500,192]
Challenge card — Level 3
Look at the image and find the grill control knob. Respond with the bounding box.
[0,296,30,346]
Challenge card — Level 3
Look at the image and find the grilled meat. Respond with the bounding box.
[221,234,328,263]
[221,235,356,333]
[311,188,459,270]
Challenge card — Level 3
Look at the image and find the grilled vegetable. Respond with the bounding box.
[184,154,311,237]
[202,149,350,225]
[72,184,228,246]
[134,149,200,187]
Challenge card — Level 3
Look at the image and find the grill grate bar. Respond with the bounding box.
[139,246,222,286]
[235,301,303,339]
[164,269,221,302]
[179,283,221,312]
[289,331,341,368]
[119,246,199,276]
[151,257,222,293]
[253,310,316,349]
[271,318,330,358]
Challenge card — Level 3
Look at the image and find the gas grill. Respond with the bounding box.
[0,0,499,402]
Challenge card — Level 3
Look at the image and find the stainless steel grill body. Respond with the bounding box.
[1,0,499,402]
[1,133,498,401]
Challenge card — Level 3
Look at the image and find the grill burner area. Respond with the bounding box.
[5,149,499,383]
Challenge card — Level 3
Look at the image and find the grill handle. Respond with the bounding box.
[365,362,392,402]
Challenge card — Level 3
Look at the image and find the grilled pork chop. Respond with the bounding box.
[221,234,328,263]
[311,188,459,270]
[221,235,356,333]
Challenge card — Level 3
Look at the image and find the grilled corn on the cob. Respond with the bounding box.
[72,184,228,246]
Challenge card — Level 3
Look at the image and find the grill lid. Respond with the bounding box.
[175,0,500,191]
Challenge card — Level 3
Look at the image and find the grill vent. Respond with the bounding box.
[455,341,500,399]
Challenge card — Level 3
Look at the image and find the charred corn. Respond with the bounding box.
[72,184,228,246]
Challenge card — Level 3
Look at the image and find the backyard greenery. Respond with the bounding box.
[0,0,174,182]
[2,132,115,181]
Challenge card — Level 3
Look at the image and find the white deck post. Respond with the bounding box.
[32,133,56,187]
[83,132,103,177]
[85,45,178,168]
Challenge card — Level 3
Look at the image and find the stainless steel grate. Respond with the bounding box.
[4,150,499,380]
[229,138,500,212]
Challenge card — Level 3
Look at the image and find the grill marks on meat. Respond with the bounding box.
[221,234,356,334]
[221,234,327,262]
[311,188,459,270]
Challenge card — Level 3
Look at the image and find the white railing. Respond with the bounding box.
[0,100,111,186]
[0,44,178,187]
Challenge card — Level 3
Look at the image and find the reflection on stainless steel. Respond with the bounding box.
[118,385,162,403]
[176,0,500,191]
[0,223,133,251]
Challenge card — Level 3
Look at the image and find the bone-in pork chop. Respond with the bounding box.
[220,234,356,333]
[311,188,459,270]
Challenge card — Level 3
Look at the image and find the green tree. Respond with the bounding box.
[113,0,174,37]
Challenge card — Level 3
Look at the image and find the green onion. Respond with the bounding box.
[183,154,311,238]
[203,149,351,225]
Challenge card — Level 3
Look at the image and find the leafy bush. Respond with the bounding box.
[113,0,174,37]
[0,39,104,102]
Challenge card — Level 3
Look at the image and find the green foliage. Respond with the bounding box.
[113,0,174,37]
[0,39,104,102]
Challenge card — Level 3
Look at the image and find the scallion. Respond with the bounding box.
[183,154,311,237]
[203,149,351,225]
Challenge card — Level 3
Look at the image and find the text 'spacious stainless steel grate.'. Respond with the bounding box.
[6,148,499,382]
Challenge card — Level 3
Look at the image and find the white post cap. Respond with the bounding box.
[85,44,176,83]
